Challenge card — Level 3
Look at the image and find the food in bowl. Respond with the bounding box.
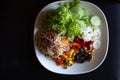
[35,0,101,68]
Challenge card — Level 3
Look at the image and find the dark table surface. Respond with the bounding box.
[1,0,120,80]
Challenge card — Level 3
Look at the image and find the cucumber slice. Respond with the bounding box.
[90,15,101,26]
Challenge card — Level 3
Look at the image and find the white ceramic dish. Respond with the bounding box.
[33,0,109,75]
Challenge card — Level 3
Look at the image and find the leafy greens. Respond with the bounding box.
[45,0,93,40]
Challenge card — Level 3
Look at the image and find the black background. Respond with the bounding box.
[0,0,120,80]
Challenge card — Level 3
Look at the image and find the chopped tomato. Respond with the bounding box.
[74,36,81,43]
[74,37,85,45]
[54,58,63,66]
[85,41,93,47]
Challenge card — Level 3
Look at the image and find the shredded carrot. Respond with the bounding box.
[61,37,69,46]
[69,42,81,49]
[60,53,69,60]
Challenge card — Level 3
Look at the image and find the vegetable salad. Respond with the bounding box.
[39,0,101,68]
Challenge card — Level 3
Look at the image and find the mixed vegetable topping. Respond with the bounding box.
[38,0,101,68]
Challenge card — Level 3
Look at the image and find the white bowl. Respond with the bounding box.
[33,0,109,75]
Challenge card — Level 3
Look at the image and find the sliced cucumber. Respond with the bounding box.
[90,15,101,26]
[93,40,100,49]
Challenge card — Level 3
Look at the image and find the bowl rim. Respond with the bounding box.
[33,0,109,75]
